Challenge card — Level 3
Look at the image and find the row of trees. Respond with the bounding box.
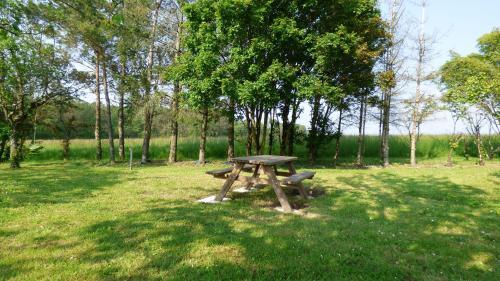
[0,0,498,168]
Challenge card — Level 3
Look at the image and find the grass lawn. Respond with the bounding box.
[0,160,499,280]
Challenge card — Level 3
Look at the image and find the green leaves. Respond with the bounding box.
[441,29,499,122]
[173,0,384,118]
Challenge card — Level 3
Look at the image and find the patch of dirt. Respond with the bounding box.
[308,186,326,197]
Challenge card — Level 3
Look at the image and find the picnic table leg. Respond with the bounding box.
[287,162,308,199]
[215,163,243,201]
[263,165,292,213]
[245,164,260,190]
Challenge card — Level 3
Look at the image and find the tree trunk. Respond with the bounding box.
[288,99,299,156]
[62,138,70,161]
[361,99,367,163]
[446,119,459,167]
[227,97,235,160]
[280,101,290,155]
[199,107,208,165]
[32,110,37,144]
[245,108,252,156]
[250,106,262,154]
[118,62,126,161]
[141,108,153,163]
[95,53,102,161]
[446,148,453,167]
[101,58,115,163]
[356,96,365,166]
[9,124,20,168]
[378,95,384,161]
[381,89,391,167]
[476,133,485,166]
[410,122,417,167]
[259,108,269,155]
[168,82,180,163]
[0,137,6,161]
[268,108,275,155]
[464,136,469,160]
[333,108,343,168]
[308,95,321,164]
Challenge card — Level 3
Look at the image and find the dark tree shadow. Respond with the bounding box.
[0,163,128,208]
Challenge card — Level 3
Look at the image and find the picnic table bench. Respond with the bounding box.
[206,155,315,213]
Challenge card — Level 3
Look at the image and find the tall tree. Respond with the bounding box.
[378,0,406,167]
[304,1,385,164]
[441,29,500,166]
[0,1,75,168]
[168,0,184,164]
[408,0,438,167]
[45,0,119,162]
[110,0,152,162]
[140,0,164,163]
[101,53,115,163]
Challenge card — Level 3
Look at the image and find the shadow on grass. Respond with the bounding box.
[0,163,127,208]
[74,171,497,280]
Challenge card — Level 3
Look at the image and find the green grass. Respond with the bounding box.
[0,160,498,280]
[26,135,500,163]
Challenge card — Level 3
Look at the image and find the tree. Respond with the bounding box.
[378,0,406,167]
[110,0,153,162]
[141,0,163,164]
[304,1,385,164]
[167,0,225,164]
[172,0,385,165]
[45,0,118,162]
[168,0,184,163]
[407,0,439,167]
[0,1,75,168]
[441,29,500,166]
[171,0,300,161]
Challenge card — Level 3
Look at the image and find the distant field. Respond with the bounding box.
[26,135,500,165]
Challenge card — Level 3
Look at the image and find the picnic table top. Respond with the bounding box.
[231,155,298,165]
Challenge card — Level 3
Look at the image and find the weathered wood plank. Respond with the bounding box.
[206,164,253,177]
[286,162,308,199]
[245,164,261,190]
[206,167,233,176]
[263,165,292,213]
[281,171,315,185]
[215,163,244,201]
[231,155,297,165]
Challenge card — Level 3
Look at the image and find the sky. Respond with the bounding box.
[296,0,500,135]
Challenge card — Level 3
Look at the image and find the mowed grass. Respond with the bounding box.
[0,160,499,280]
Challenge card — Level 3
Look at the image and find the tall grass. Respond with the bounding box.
[27,134,500,163]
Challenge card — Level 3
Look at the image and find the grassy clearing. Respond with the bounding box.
[26,134,500,164]
[0,160,498,280]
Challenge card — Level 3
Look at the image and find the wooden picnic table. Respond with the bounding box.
[210,155,314,213]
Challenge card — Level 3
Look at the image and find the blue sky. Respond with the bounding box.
[298,0,500,135]
[416,0,499,68]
